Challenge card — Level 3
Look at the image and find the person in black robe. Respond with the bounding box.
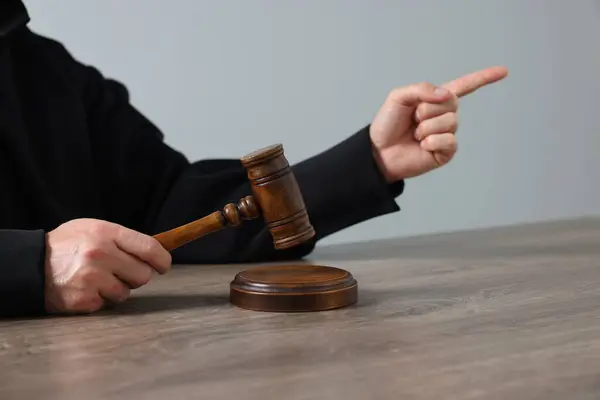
[0,0,508,317]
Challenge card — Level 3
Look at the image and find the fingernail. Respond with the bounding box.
[434,87,449,97]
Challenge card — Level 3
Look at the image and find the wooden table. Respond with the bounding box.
[1,217,600,399]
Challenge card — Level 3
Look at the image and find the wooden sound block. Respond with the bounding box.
[229,264,358,312]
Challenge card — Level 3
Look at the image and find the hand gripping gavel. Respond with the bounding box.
[152,144,316,252]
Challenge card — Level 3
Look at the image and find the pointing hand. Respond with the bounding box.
[370,66,508,182]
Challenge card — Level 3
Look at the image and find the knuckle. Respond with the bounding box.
[81,245,107,262]
[67,293,86,310]
[448,113,459,130]
[110,281,123,293]
[149,239,171,271]
[421,135,434,148]
[162,251,173,271]
[387,87,404,102]
[131,268,153,288]
[426,134,438,146]
[415,104,428,120]
[145,239,171,272]
[112,284,130,302]
[389,83,427,101]
[78,266,103,286]
[146,238,163,256]
[451,136,458,149]
[87,296,104,312]
[451,94,459,108]
[419,81,437,93]
[88,220,112,237]
[415,125,425,140]
[68,292,103,313]
[444,137,458,153]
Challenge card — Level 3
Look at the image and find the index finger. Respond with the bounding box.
[442,66,508,97]
[113,226,172,274]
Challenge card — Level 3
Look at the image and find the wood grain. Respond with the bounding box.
[1,217,600,399]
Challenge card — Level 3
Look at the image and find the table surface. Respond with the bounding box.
[2,217,600,399]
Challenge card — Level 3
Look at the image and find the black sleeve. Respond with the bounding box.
[153,126,405,264]
[74,56,405,264]
[0,229,47,317]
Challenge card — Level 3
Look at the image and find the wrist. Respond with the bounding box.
[371,145,398,184]
[43,232,56,313]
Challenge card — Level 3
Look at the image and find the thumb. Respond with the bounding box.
[386,82,453,108]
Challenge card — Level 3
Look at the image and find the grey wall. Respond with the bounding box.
[23,0,600,245]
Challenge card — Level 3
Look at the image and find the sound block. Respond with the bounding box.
[229,264,358,312]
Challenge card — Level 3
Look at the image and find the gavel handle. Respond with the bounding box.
[152,196,259,252]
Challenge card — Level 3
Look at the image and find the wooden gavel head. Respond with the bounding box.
[240,144,315,249]
[153,144,315,252]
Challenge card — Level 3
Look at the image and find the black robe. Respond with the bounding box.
[0,0,404,318]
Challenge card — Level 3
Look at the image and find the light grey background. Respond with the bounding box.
[23,0,600,245]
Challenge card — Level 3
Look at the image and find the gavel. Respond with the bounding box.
[152,143,315,252]
[152,143,357,313]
